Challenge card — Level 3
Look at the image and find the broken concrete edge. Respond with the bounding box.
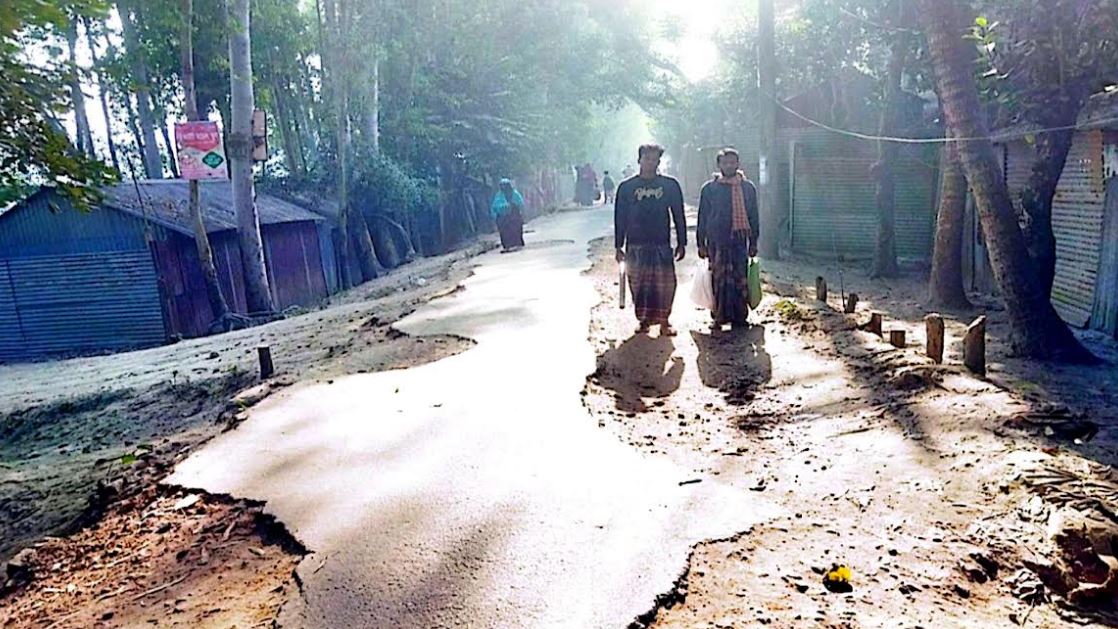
[160,481,311,557]
[627,528,755,629]
[2,242,498,588]
[2,482,310,597]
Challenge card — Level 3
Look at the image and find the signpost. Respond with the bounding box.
[252,108,268,163]
[174,121,227,180]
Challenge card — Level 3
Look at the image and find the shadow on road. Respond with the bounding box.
[691,324,773,406]
[591,334,684,414]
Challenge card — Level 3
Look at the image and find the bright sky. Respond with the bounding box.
[648,0,745,83]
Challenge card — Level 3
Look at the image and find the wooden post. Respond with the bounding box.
[926,313,945,364]
[816,276,828,302]
[257,345,274,379]
[964,316,987,376]
[889,329,906,348]
[868,311,884,337]
[844,293,859,314]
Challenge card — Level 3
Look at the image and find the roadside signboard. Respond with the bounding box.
[174,121,227,180]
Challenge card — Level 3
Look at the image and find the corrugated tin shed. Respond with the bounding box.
[0,183,335,361]
[976,94,1118,330]
[786,130,939,261]
[100,180,323,235]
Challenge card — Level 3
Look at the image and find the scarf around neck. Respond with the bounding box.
[717,170,751,234]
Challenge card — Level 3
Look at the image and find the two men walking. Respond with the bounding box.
[614,145,760,335]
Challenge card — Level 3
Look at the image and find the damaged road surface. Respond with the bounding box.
[169,207,779,628]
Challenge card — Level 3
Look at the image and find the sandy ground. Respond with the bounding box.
[0,240,496,628]
[4,206,1117,628]
[582,230,1118,628]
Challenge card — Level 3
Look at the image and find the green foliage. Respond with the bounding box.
[350,148,439,218]
[969,0,1118,127]
[373,0,668,179]
[1,0,115,208]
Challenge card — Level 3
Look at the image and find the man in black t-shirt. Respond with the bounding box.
[614,143,687,336]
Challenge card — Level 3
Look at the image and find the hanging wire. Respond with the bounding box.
[764,90,1118,145]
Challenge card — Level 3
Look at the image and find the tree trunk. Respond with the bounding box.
[325,0,381,283]
[872,2,907,278]
[161,118,180,178]
[365,57,380,153]
[66,17,95,157]
[272,77,298,177]
[119,0,163,178]
[350,210,383,280]
[918,0,1094,363]
[85,21,121,172]
[756,0,780,260]
[121,94,146,178]
[321,0,351,289]
[928,135,973,309]
[227,0,275,313]
[182,0,231,327]
[294,54,321,154]
[1020,121,1077,299]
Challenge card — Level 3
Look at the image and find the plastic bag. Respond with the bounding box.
[690,263,715,310]
[748,257,762,309]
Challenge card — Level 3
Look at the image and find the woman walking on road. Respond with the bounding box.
[491,178,526,252]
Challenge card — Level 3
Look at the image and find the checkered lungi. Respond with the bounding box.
[710,234,750,325]
[626,244,677,323]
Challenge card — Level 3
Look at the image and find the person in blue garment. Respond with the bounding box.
[491,178,526,252]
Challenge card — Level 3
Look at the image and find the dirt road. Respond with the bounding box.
[168,207,779,628]
[583,231,1118,628]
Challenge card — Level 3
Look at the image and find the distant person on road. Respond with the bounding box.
[697,148,760,331]
[615,144,686,336]
[575,164,591,206]
[622,164,635,179]
[491,178,525,252]
[602,171,616,204]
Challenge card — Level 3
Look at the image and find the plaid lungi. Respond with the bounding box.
[627,244,677,323]
[710,235,750,325]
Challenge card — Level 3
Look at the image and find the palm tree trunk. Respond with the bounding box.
[227,0,275,313]
[918,0,1094,363]
[928,135,972,309]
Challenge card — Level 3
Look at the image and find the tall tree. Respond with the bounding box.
[65,15,94,157]
[227,0,274,312]
[871,0,911,278]
[83,17,120,172]
[918,0,1094,362]
[182,0,231,328]
[928,134,972,309]
[973,0,1118,298]
[118,0,163,178]
[323,0,381,284]
[0,0,113,207]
